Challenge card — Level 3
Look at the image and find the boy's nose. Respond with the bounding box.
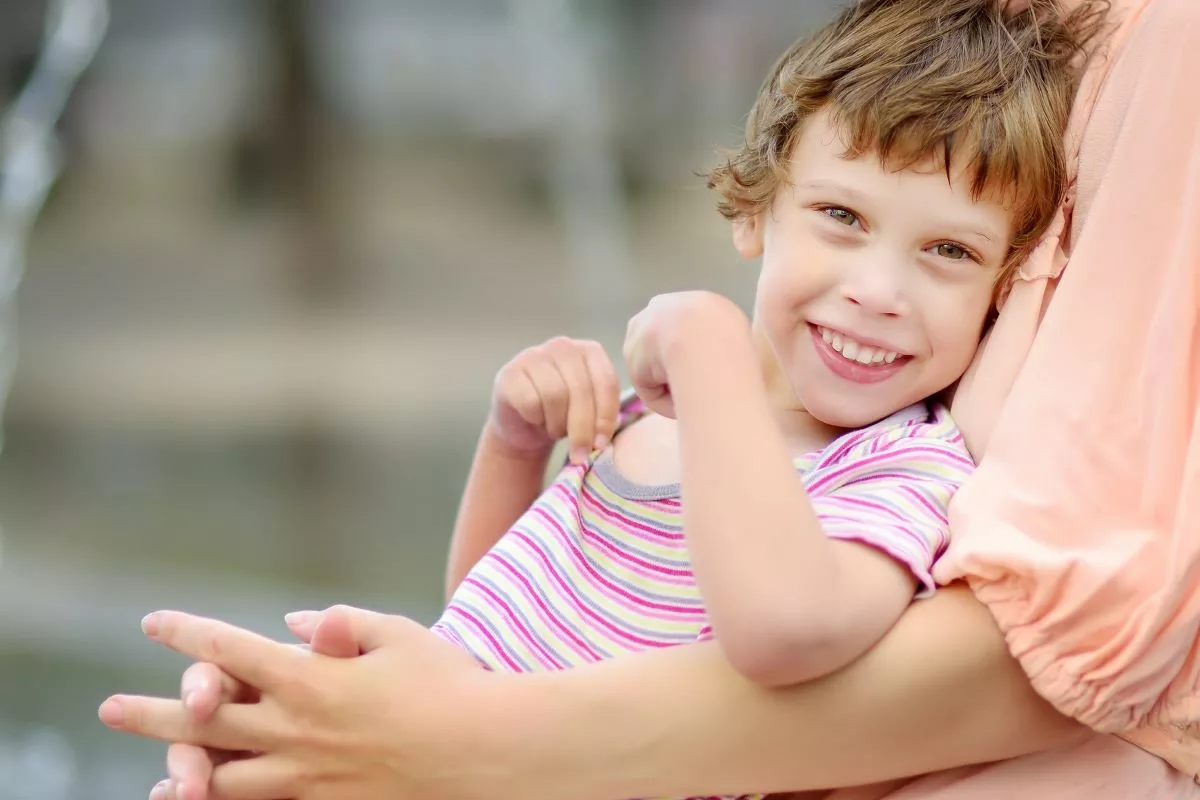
[839,256,911,317]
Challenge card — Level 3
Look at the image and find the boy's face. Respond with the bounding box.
[736,110,1013,429]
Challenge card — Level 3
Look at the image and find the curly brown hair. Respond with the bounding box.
[707,0,1109,277]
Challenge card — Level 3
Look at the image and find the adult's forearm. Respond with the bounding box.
[491,585,1085,799]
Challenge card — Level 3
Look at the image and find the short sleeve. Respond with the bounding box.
[808,413,975,598]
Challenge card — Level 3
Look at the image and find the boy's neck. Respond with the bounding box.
[753,320,847,455]
[763,383,849,460]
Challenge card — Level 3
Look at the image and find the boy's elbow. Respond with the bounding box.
[717,612,846,688]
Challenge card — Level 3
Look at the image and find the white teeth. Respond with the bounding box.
[817,327,901,366]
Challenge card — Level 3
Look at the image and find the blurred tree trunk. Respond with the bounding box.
[267,0,343,306]
[247,0,347,585]
[0,2,46,108]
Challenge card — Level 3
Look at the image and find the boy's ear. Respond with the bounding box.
[732,213,765,259]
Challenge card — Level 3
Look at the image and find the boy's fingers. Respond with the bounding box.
[497,368,544,429]
[583,346,620,448]
[524,359,569,439]
[554,350,597,463]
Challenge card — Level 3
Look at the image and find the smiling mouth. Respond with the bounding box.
[815,326,907,366]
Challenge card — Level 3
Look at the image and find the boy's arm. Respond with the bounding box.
[666,304,920,686]
[444,335,621,602]
[444,428,550,601]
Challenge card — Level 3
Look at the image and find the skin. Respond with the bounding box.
[744,111,1009,432]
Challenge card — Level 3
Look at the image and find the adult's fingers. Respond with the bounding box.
[143,611,306,690]
[284,610,317,644]
[286,609,362,657]
[167,743,247,800]
[99,695,275,752]
[210,754,306,800]
[181,663,257,723]
[311,604,428,654]
[166,744,211,800]
[309,608,364,657]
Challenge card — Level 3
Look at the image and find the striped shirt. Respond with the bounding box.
[432,395,973,795]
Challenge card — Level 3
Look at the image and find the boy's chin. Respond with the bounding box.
[805,394,902,430]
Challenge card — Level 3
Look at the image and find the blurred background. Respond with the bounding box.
[0,0,841,796]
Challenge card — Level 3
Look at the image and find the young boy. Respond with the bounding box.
[433,0,1091,712]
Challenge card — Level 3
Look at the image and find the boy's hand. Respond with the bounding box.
[624,291,749,419]
[487,337,621,464]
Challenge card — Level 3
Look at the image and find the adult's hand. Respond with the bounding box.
[151,608,363,800]
[99,607,495,800]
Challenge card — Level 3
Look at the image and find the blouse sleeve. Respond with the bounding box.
[936,0,1200,757]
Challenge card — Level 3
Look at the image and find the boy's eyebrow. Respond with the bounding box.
[936,219,1006,244]
[794,180,869,204]
[798,179,1005,244]
[923,221,1002,247]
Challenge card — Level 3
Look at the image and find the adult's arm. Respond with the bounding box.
[486,584,1083,797]
[105,590,1084,800]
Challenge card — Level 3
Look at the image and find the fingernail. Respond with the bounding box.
[98,698,125,727]
[141,612,161,638]
[175,782,189,800]
[149,779,171,800]
[593,434,608,450]
[570,447,588,464]
[182,689,197,712]
[285,610,316,626]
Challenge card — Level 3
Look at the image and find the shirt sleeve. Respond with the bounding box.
[811,421,974,599]
[935,0,1200,752]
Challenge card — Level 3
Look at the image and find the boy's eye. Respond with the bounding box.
[932,242,969,260]
[823,207,858,226]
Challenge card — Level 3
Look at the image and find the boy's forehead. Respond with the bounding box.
[785,118,1017,241]
[801,110,1023,210]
